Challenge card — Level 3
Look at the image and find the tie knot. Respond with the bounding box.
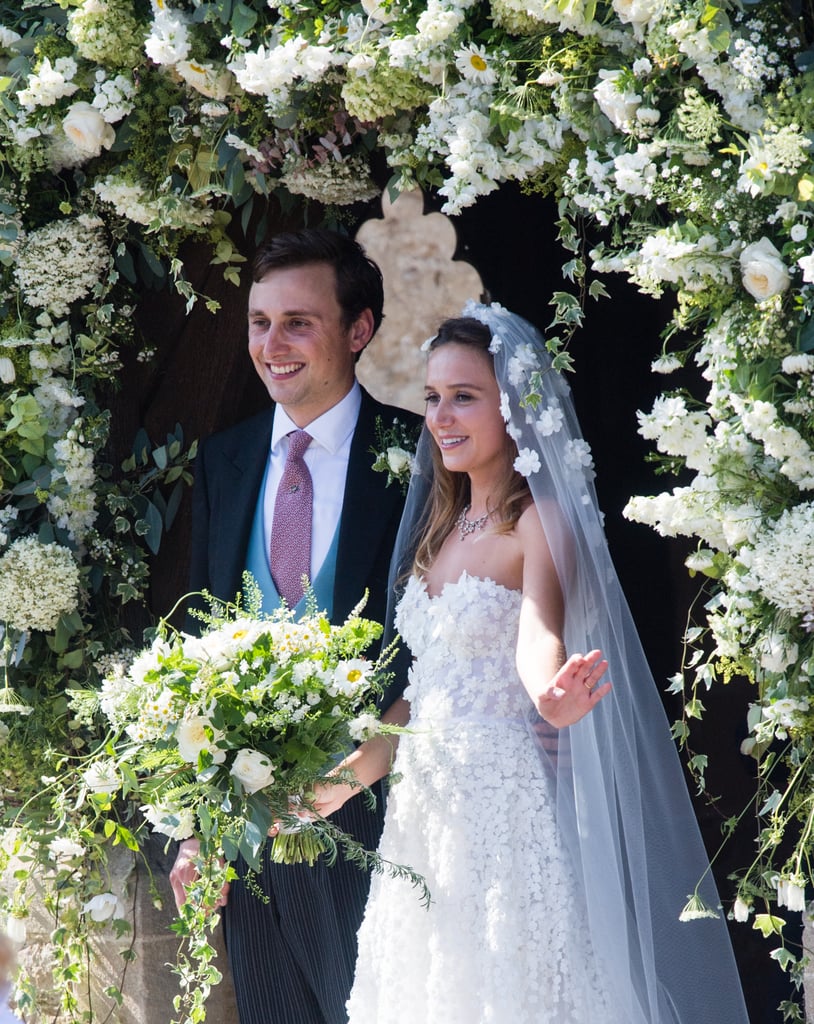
[287,430,312,460]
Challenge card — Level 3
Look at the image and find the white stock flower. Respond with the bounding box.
[739,237,790,302]
[594,70,641,131]
[762,698,809,738]
[176,715,227,765]
[83,892,126,922]
[62,101,115,157]
[513,448,541,476]
[230,749,275,793]
[16,56,78,108]
[144,5,190,65]
[758,632,798,673]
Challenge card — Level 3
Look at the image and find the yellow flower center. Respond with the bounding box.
[232,629,248,639]
[470,54,488,72]
[347,669,362,682]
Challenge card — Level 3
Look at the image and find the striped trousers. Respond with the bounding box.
[223,787,386,1024]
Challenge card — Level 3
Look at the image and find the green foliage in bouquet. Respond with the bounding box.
[1,581,425,1024]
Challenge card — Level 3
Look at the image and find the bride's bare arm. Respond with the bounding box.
[515,506,610,728]
[311,697,411,818]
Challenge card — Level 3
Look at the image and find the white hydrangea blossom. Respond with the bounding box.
[13,216,109,316]
[0,536,80,632]
[750,504,814,616]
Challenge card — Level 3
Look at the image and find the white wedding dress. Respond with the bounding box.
[346,572,615,1024]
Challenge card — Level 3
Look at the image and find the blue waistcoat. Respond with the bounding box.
[243,460,339,618]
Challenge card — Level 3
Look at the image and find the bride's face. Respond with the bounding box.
[424,343,509,481]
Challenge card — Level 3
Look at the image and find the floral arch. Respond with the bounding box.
[1,0,813,1018]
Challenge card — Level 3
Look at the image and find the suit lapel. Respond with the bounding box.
[214,411,274,601]
[333,390,402,620]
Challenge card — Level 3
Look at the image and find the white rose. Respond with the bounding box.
[48,837,85,862]
[83,892,125,922]
[347,53,376,73]
[82,759,122,796]
[360,0,395,21]
[62,101,115,157]
[386,446,412,476]
[612,0,660,24]
[176,715,227,765]
[739,237,790,302]
[594,70,641,131]
[230,748,275,794]
[140,802,195,841]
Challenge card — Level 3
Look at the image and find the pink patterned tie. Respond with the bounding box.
[269,430,313,608]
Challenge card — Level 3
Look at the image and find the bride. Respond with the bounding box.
[315,303,748,1024]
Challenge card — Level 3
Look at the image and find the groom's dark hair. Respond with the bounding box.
[252,228,385,338]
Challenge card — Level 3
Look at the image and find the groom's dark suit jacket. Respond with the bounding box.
[187,386,421,1024]
[190,387,414,627]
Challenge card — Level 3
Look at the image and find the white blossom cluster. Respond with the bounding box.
[0,536,80,632]
[281,154,380,205]
[13,216,109,316]
[749,504,814,617]
[92,174,213,228]
[48,422,98,542]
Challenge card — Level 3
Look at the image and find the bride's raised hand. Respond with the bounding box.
[537,650,610,729]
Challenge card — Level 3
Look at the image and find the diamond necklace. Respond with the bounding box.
[455,504,490,541]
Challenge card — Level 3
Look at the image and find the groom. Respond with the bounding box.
[170,228,421,1024]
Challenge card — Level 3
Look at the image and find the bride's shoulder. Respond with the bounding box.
[515,502,557,564]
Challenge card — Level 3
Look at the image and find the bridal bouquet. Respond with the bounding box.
[79,588,399,871]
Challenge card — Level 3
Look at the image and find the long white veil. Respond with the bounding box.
[386,301,748,1023]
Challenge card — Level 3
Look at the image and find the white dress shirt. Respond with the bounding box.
[263,382,361,580]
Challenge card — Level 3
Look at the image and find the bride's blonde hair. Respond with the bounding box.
[413,317,531,576]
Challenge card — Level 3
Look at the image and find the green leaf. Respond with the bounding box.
[59,648,84,670]
[138,242,165,280]
[753,914,785,938]
[231,1,259,35]
[141,500,164,555]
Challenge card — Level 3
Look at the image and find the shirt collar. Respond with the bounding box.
[271,381,361,455]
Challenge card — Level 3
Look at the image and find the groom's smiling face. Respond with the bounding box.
[247,261,373,427]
